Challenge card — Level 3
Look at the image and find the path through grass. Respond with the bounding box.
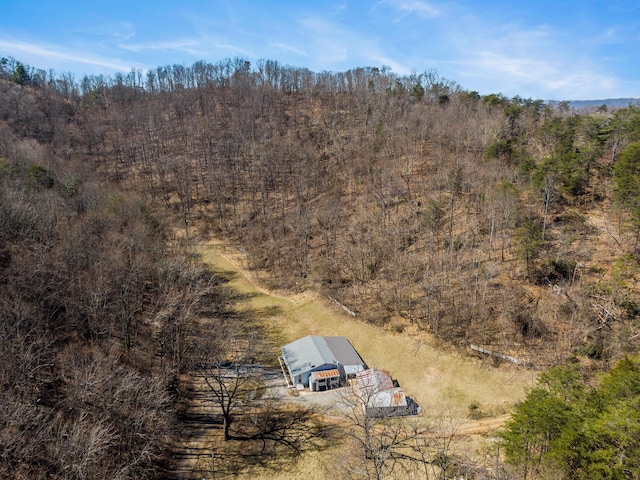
[194,240,533,478]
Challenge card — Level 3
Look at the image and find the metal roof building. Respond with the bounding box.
[355,368,395,395]
[280,335,367,388]
[309,369,341,392]
[355,368,420,418]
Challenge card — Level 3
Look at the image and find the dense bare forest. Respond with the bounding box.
[29,56,638,363]
[2,56,640,478]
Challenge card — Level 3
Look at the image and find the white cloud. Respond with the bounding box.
[460,48,618,99]
[298,17,349,66]
[270,42,309,58]
[118,38,205,56]
[211,41,255,58]
[469,50,557,82]
[361,50,410,75]
[380,0,441,19]
[441,19,624,99]
[420,3,640,100]
[298,16,410,72]
[0,38,138,73]
[70,21,137,43]
[113,22,137,41]
[542,73,619,101]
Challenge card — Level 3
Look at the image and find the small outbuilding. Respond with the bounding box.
[309,369,341,392]
[280,335,367,389]
[355,368,420,418]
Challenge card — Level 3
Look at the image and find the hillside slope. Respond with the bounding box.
[2,59,640,381]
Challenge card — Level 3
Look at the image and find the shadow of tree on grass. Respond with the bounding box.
[198,405,337,478]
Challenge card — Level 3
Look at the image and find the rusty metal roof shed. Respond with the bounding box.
[367,388,407,408]
[355,368,395,395]
[355,368,408,409]
[310,369,340,380]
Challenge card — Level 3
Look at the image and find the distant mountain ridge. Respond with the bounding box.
[552,98,640,110]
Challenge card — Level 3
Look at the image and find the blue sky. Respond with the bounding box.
[1,0,639,100]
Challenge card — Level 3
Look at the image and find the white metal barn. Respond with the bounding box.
[279,335,367,390]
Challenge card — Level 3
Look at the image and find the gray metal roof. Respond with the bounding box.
[324,336,367,368]
[281,335,366,378]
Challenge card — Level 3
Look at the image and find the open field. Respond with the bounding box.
[181,239,535,479]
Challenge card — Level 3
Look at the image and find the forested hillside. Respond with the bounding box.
[2,56,640,478]
[1,60,231,478]
[13,57,638,363]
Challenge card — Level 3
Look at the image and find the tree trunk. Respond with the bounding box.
[223,413,232,441]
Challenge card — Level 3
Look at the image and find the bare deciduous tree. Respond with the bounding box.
[333,383,474,480]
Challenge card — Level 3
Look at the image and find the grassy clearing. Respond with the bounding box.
[195,240,533,479]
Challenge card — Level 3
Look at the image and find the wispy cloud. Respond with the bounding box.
[299,16,410,72]
[1,1,634,99]
[380,0,442,19]
[298,17,350,66]
[184,12,259,59]
[119,38,205,56]
[0,38,138,72]
[270,42,308,58]
[211,41,255,58]
[469,50,558,83]
[463,49,616,98]
[74,21,136,41]
[440,18,615,98]
[363,52,410,74]
[592,28,620,44]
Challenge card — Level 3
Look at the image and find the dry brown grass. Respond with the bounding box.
[193,239,533,479]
